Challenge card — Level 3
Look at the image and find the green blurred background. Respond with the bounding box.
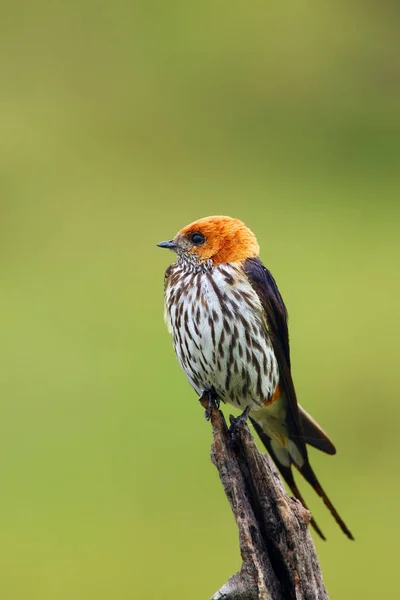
[0,1,399,598]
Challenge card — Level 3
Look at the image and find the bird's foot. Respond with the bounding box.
[229,405,251,443]
[201,391,220,421]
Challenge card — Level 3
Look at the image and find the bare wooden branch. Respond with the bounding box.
[199,398,329,600]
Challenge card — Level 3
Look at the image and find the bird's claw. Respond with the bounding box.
[202,391,220,421]
[229,405,251,443]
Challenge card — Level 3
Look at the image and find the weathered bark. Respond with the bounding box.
[199,397,328,600]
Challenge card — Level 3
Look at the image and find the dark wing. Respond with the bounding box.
[245,257,291,367]
[243,257,304,456]
[298,405,336,455]
[244,257,354,540]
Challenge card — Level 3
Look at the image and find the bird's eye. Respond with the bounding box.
[190,232,205,246]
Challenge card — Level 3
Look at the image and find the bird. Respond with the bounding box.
[158,215,353,540]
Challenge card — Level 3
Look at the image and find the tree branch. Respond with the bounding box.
[199,398,329,600]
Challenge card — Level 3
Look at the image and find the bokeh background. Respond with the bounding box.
[1,1,399,598]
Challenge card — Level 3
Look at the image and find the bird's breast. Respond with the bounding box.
[165,263,279,408]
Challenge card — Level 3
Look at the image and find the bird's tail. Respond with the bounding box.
[250,417,354,540]
[296,458,354,540]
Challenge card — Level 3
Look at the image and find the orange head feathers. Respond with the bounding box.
[158,216,259,265]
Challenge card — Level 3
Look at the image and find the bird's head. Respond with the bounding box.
[157,215,259,266]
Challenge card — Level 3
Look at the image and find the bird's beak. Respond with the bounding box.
[157,240,178,250]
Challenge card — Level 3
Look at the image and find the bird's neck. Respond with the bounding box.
[176,255,213,274]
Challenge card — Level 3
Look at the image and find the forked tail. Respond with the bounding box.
[250,417,354,540]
